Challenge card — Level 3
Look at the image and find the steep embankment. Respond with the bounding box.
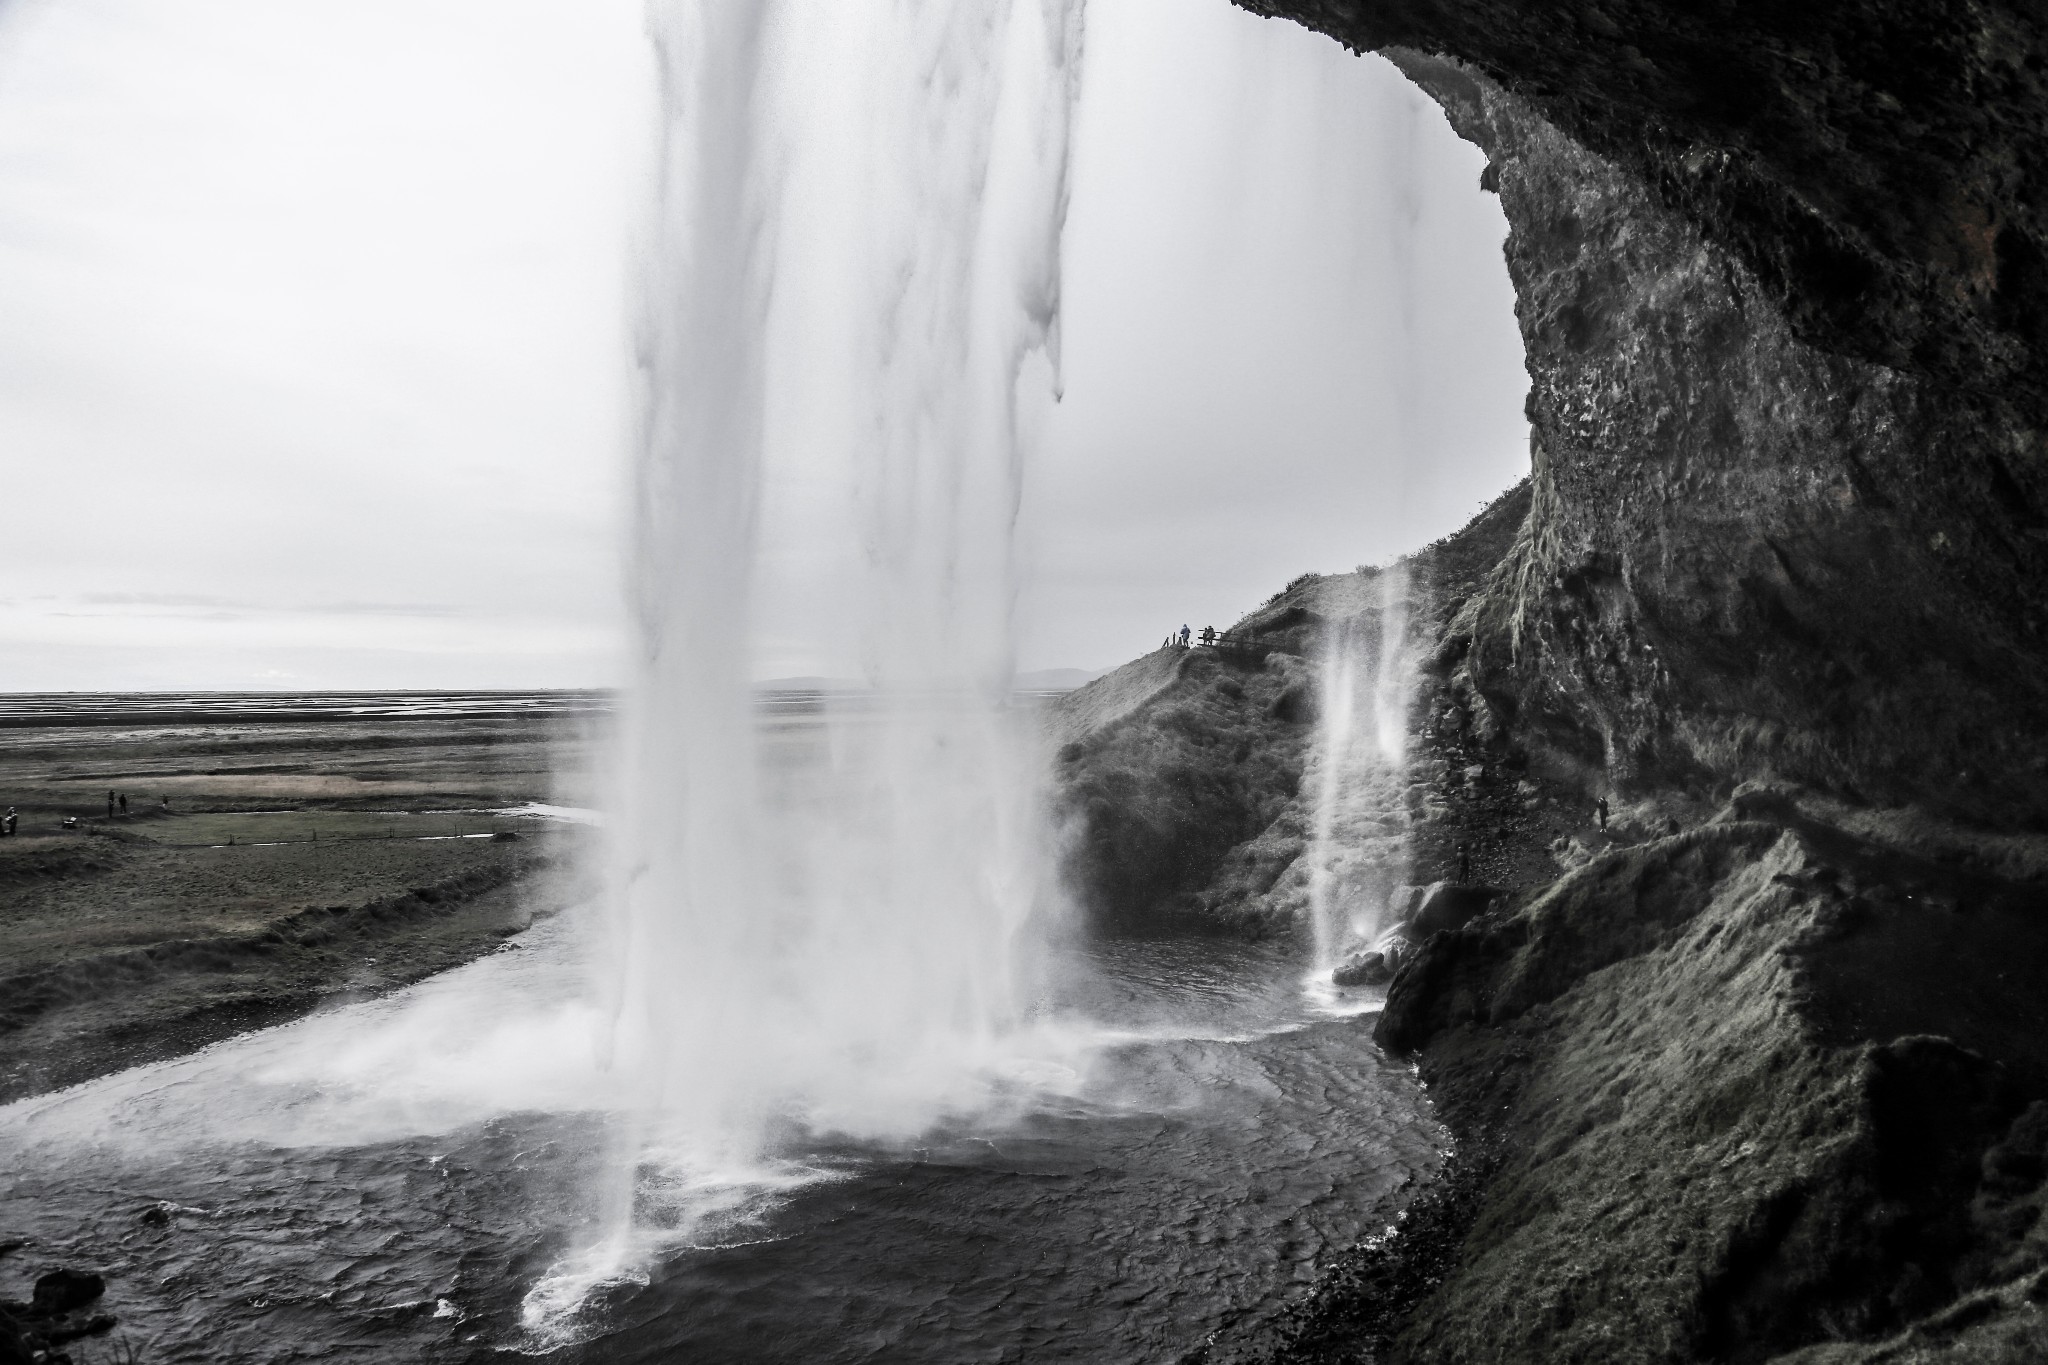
[1050,632,1316,933]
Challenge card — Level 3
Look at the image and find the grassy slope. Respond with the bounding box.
[1048,479,1537,936]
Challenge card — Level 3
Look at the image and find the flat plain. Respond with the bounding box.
[0,705,603,1103]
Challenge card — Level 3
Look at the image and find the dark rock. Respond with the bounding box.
[29,1271,102,1319]
[489,830,521,842]
[1332,950,1390,987]
[1361,815,2048,1362]
[1237,0,2048,437]
[1407,882,1497,939]
[1,1266,114,1365]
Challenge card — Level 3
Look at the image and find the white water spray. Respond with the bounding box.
[561,0,1085,1309]
[1303,563,1419,987]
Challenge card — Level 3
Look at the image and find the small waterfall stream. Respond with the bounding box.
[1303,563,1421,996]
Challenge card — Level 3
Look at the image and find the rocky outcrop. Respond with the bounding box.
[1375,799,2048,1363]
[0,1261,113,1364]
[1207,791,2048,1364]
[1416,46,2048,827]
[1050,634,1317,932]
[1049,486,1535,935]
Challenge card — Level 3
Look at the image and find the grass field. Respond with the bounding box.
[0,708,600,1103]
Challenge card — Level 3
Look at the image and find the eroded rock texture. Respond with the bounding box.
[1236,0,2048,426]
[1241,4,2048,830]
[1215,800,2048,1365]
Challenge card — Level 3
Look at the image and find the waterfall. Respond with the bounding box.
[1303,563,1418,993]
[532,0,1085,1326]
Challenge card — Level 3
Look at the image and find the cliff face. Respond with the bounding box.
[1049,639,1315,932]
[1244,3,2048,831]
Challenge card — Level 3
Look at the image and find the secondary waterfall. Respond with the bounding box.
[560,0,1084,1304]
[1304,563,1419,986]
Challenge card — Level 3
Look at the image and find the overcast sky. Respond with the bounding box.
[0,0,1525,691]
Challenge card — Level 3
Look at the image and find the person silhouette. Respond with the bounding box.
[107,791,116,820]
[1456,843,1472,883]
[118,793,128,816]
[1179,624,1191,647]
[1596,796,1609,830]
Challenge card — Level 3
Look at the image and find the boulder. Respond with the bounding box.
[1409,882,1498,939]
[1332,951,1390,987]
[30,1271,103,1318]
[1334,932,1414,988]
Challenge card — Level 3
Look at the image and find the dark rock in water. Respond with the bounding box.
[0,1265,114,1365]
[29,1271,102,1319]
[1332,951,1390,988]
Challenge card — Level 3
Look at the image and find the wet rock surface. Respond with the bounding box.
[1400,44,2048,829]
[0,1257,114,1365]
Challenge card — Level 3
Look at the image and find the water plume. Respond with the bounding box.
[573,0,1086,1308]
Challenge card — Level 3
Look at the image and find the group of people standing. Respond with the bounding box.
[1164,624,1220,649]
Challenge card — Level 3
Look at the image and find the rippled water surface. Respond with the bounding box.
[0,922,1439,1363]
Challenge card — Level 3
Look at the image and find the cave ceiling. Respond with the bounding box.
[1236,0,2048,425]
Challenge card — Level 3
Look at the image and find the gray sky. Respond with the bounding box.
[0,0,1525,691]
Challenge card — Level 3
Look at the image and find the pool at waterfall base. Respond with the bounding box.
[0,925,1441,1363]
